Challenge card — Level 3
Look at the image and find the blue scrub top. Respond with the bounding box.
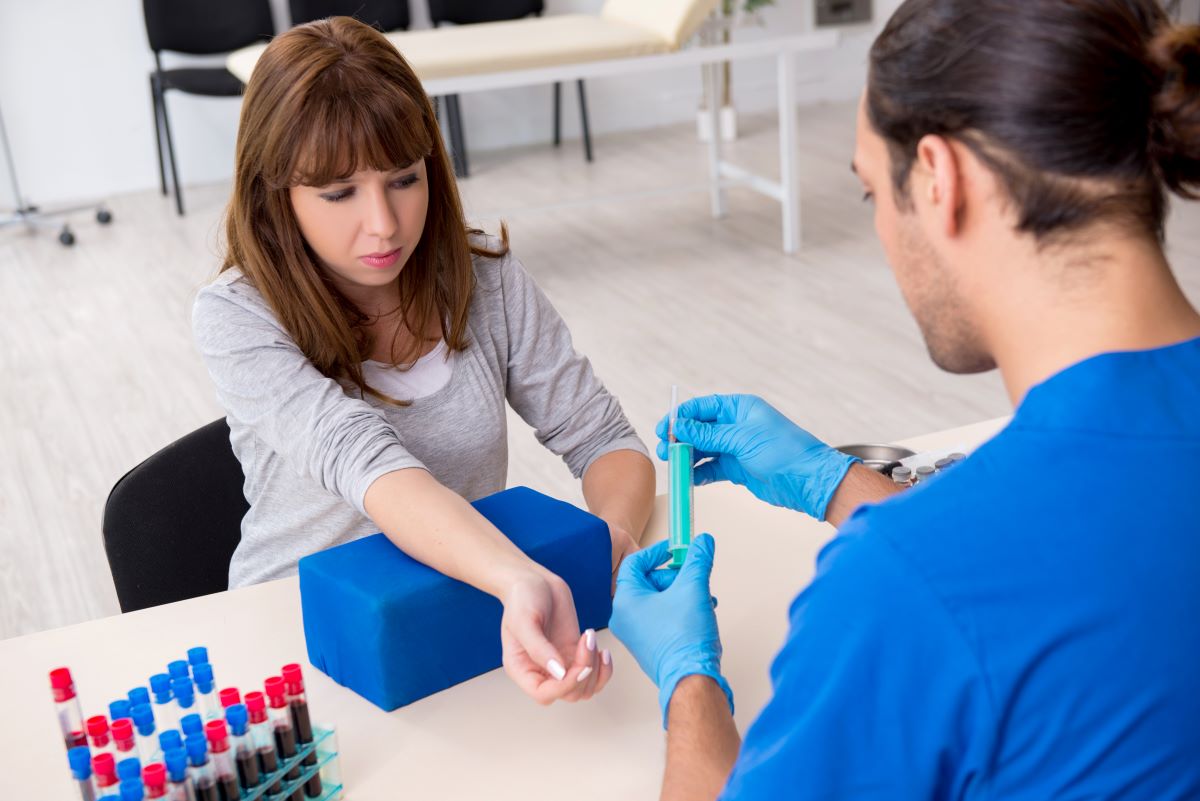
[721,337,1200,800]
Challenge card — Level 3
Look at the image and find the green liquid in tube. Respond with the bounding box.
[668,442,694,569]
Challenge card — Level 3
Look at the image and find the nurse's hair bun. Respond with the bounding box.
[1148,23,1200,199]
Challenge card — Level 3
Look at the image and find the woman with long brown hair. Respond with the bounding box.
[192,16,655,705]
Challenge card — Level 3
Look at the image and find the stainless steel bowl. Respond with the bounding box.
[835,443,917,476]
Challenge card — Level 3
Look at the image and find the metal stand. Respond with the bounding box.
[0,101,113,246]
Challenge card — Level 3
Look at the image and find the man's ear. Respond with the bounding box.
[914,134,962,239]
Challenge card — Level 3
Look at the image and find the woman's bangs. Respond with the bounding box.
[286,79,433,187]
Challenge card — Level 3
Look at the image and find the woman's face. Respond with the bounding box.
[289,159,429,303]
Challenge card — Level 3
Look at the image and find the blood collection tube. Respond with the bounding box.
[186,736,219,801]
[891,465,913,487]
[180,714,204,740]
[224,704,259,791]
[173,678,199,723]
[667,385,694,570]
[265,678,304,801]
[934,456,953,472]
[218,689,241,711]
[168,661,190,682]
[143,764,168,799]
[110,700,133,726]
[192,664,221,722]
[131,704,160,764]
[52,668,88,749]
[281,664,321,798]
[113,719,139,762]
[88,716,116,758]
[120,779,145,801]
[949,452,966,465]
[116,757,142,785]
[150,675,175,733]
[159,730,183,757]
[69,745,97,801]
[205,719,241,801]
[915,465,935,483]
[244,692,282,798]
[93,753,120,796]
[187,648,209,670]
[162,748,194,801]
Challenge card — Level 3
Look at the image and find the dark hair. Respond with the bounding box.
[867,0,1200,241]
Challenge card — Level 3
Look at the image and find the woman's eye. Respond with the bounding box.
[320,189,353,203]
[391,175,419,189]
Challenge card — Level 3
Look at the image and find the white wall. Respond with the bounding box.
[0,0,894,208]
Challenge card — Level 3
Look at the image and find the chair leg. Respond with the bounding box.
[553,82,562,147]
[577,80,593,163]
[158,86,185,216]
[446,94,470,178]
[150,75,167,197]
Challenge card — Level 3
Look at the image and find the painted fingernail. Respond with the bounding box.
[576,666,593,683]
[601,649,611,666]
[585,629,596,652]
[547,659,566,680]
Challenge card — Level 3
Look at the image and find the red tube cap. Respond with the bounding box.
[205,719,228,741]
[142,763,166,786]
[264,676,286,706]
[50,668,76,701]
[219,688,241,708]
[92,752,116,776]
[281,663,305,694]
[244,691,266,714]
[111,718,134,740]
[86,715,109,737]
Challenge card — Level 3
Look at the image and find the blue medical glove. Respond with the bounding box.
[656,393,859,521]
[610,535,734,728]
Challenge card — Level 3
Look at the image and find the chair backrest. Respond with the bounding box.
[288,0,410,31]
[601,0,719,49]
[103,418,249,613]
[428,0,543,26]
[142,0,274,55]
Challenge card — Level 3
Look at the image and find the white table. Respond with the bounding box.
[4,418,1006,799]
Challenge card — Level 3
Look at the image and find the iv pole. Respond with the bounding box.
[0,100,113,246]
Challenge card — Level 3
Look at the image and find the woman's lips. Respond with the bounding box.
[360,247,402,269]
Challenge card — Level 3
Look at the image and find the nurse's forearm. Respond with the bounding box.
[363,468,545,599]
[824,463,903,528]
[582,449,656,538]
[662,676,741,801]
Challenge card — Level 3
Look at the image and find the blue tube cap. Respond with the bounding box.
[68,745,92,778]
[119,778,145,801]
[109,699,132,723]
[158,729,183,752]
[185,735,208,766]
[116,756,142,781]
[167,660,190,680]
[130,703,155,734]
[192,662,214,693]
[179,713,203,736]
[225,703,248,735]
[149,673,172,702]
[128,687,150,708]
[163,747,188,782]
[171,677,194,703]
[187,646,208,666]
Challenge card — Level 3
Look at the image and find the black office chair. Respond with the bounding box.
[287,0,409,33]
[428,0,594,178]
[103,418,249,613]
[142,0,274,216]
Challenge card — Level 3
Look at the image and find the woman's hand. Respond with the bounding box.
[499,569,613,704]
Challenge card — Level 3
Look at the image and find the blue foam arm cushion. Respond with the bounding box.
[297,486,612,711]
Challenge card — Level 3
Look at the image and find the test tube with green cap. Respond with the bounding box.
[667,385,694,569]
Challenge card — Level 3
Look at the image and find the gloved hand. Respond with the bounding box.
[656,394,859,521]
[610,535,733,728]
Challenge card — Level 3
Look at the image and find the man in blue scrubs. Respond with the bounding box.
[610,0,1200,798]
